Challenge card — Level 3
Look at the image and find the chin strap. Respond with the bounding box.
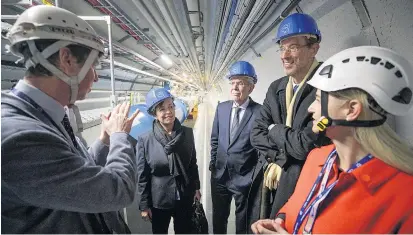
[316,91,387,132]
[27,40,99,104]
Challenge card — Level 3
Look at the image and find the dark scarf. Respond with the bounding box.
[153,118,189,193]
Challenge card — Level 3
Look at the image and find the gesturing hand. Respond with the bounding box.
[141,208,152,222]
[251,218,289,234]
[101,102,140,135]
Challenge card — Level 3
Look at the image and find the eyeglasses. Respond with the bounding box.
[278,44,310,53]
[229,81,250,87]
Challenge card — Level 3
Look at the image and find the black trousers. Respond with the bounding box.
[211,169,248,234]
[151,199,193,234]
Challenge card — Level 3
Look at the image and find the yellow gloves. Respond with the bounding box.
[264,163,282,190]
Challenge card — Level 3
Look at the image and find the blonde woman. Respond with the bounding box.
[252,46,413,234]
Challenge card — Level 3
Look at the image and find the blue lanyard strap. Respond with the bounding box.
[11,89,53,120]
[293,149,373,234]
[10,88,62,131]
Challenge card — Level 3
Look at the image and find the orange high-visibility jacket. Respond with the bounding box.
[278,144,413,234]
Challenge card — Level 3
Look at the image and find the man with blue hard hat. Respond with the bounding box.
[249,13,330,226]
[210,61,261,234]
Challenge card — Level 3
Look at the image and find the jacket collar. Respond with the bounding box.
[316,144,400,195]
[232,97,250,110]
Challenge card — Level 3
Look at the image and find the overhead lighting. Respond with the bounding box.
[160,54,173,66]
[182,72,188,78]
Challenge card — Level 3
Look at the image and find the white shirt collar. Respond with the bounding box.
[14,80,66,124]
[232,97,250,110]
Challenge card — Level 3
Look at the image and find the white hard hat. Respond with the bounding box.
[308,46,413,116]
[7,5,104,56]
[6,5,105,104]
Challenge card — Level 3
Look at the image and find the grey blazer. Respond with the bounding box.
[1,92,137,234]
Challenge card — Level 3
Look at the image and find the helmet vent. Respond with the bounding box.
[384,61,395,70]
[370,57,381,65]
[319,64,333,78]
[392,87,412,104]
[357,56,366,61]
[395,70,403,78]
[342,59,350,63]
[48,17,52,20]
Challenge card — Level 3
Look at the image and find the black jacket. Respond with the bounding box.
[136,124,200,210]
[248,63,330,225]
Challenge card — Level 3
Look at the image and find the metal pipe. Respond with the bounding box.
[211,0,232,72]
[163,0,198,74]
[109,41,195,88]
[104,59,199,89]
[204,0,221,79]
[78,15,115,21]
[0,14,115,21]
[55,0,60,7]
[104,0,164,54]
[213,0,301,83]
[217,0,263,69]
[98,75,162,86]
[196,0,205,74]
[106,16,117,107]
[216,0,269,72]
[155,0,189,57]
[143,0,183,56]
[1,15,18,20]
[0,13,198,89]
[131,0,179,57]
[168,0,201,75]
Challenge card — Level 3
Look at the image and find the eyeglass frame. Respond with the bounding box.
[228,77,254,87]
[277,43,313,54]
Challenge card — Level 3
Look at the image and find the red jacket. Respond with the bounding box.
[278,144,413,234]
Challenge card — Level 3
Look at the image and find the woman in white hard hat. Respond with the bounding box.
[252,46,413,234]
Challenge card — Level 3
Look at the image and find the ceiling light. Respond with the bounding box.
[160,54,173,66]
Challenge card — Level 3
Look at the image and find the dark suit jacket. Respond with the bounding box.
[136,125,200,210]
[248,63,331,222]
[1,92,137,234]
[210,98,261,191]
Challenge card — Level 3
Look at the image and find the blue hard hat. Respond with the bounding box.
[228,61,257,84]
[275,13,321,44]
[145,88,173,115]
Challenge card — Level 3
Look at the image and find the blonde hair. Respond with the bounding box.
[331,89,413,174]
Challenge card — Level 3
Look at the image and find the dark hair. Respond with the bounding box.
[305,36,319,46]
[20,39,92,77]
[149,98,175,116]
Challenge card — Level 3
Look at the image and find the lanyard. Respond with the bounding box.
[11,88,57,125]
[10,88,71,143]
[293,149,373,234]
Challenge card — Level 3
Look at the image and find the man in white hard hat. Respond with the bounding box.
[2,5,139,233]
